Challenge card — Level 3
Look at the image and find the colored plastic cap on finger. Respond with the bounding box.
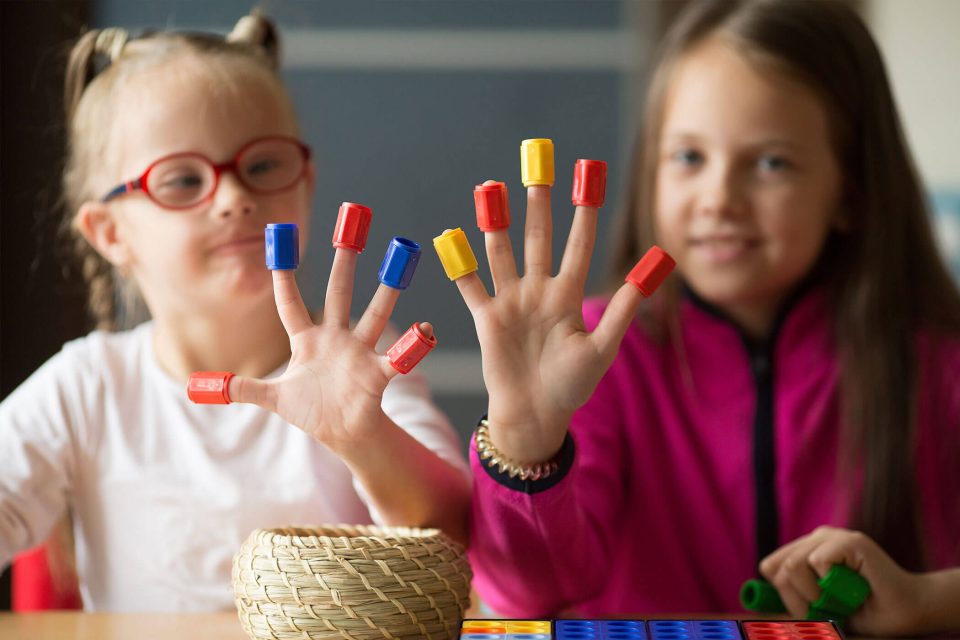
[187,371,234,404]
[474,181,511,232]
[387,323,437,374]
[378,237,421,290]
[265,223,299,270]
[332,202,372,252]
[521,138,555,187]
[572,159,608,208]
[433,228,478,280]
[626,246,676,296]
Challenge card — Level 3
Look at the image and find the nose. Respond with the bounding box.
[697,160,746,220]
[211,170,255,219]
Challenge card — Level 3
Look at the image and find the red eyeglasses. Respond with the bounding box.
[100,135,311,210]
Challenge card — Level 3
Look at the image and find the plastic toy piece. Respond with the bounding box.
[265,223,299,270]
[556,619,647,640]
[626,246,676,296]
[648,620,740,640]
[521,138,555,187]
[459,619,550,639]
[740,578,787,613]
[572,159,608,208]
[742,621,842,640]
[433,228,478,280]
[386,323,437,374]
[187,371,234,404]
[378,237,421,290]
[812,565,871,617]
[332,202,372,252]
[474,181,511,231]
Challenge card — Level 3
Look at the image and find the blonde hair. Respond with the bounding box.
[61,10,285,330]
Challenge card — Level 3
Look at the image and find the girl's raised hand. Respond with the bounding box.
[188,207,434,456]
[440,140,673,464]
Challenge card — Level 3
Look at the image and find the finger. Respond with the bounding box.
[475,180,519,291]
[524,185,553,276]
[324,248,358,328]
[454,272,490,313]
[778,554,823,603]
[775,579,813,619]
[272,270,313,337]
[226,375,276,411]
[589,282,646,361]
[382,322,436,378]
[807,533,868,578]
[558,204,599,289]
[354,284,401,348]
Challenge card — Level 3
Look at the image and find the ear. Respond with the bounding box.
[74,201,132,269]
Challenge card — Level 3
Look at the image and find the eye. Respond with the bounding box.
[246,158,281,176]
[669,148,704,167]
[157,172,204,190]
[757,154,792,172]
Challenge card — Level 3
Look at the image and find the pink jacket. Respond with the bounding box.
[468,287,960,616]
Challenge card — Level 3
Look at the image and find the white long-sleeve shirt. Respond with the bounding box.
[0,322,467,611]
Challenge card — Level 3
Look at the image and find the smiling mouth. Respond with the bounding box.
[212,237,264,254]
[688,236,759,260]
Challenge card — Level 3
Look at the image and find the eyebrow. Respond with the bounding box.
[660,131,807,152]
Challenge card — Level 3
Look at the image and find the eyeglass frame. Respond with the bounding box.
[99,135,312,210]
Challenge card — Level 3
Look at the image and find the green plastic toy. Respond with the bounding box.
[740,564,871,626]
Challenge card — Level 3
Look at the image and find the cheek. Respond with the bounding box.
[653,173,687,252]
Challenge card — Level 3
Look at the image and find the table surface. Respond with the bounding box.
[2,612,957,640]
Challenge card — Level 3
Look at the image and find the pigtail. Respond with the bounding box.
[226,9,280,70]
[64,28,129,122]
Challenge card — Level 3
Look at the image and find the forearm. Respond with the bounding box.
[917,567,960,633]
[468,437,613,616]
[336,413,470,545]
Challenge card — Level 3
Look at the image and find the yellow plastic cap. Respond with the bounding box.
[433,228,478,280]
[520,138,555,187]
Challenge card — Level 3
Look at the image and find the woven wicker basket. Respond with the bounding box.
[232,525,472,640]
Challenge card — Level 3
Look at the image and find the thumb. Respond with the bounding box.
[185,371,275,410]
[227,374,276,411]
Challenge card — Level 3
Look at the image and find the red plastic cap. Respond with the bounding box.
[572,159,607,208]
[474,181,511,232]
[387,323,437,374]
[332,202,372,252]
[625,246,676,296]
[187,371,234,404]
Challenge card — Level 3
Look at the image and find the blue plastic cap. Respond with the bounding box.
[265,223,299,270]
[378,237,421,290]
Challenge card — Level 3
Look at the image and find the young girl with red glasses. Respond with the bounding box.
[0,11,469,611]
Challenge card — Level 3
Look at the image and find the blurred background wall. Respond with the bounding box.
[2,0,959,609]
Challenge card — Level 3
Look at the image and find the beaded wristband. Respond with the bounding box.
[475,419,562,481]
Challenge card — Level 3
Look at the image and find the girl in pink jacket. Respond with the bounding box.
[445,0,960,635]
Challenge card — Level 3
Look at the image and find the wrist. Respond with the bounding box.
[474,416,575,489]
[485,412,570,463]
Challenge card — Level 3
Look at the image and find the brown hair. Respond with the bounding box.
[61,10,284,331]
[609,0,960,570]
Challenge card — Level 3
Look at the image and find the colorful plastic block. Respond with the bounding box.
[812,565,870,617]
[378,237,421,290]
[386,323,437,374]
[572,159,608,208]
[625,246,676,296]
[555,619,647,639]
[475,181,511,232]
[186,371,234,404]
[332,202,372,252]
[265,223,299,270]
[740,578,787,613]
[521,138,555,187]
[434,228,479,280]
[742,621,842,640]
[460,619,551,639]
[648,620,740,640]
